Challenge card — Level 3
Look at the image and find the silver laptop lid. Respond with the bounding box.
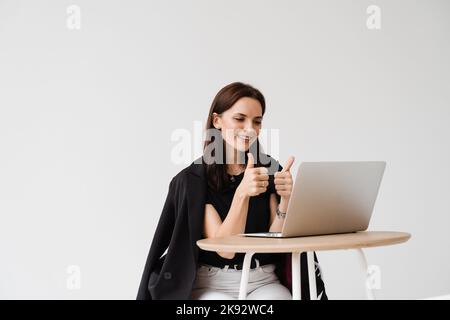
[281,161,386,237]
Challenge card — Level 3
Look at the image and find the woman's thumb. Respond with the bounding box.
[247,153,255,169]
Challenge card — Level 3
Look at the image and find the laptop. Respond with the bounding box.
[241,161,386,238]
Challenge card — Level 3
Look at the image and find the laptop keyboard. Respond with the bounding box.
[243,232,282,237]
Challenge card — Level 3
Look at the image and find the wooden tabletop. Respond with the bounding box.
[196,231,411,253]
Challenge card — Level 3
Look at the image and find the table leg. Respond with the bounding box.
[355,248,375,300]
[238,252,255,300]
[307,251,317,300]
[291,252,302,300]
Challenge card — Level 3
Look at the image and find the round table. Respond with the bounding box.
[196,231,411,300]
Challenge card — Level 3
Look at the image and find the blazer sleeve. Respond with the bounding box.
[137,178,176,300]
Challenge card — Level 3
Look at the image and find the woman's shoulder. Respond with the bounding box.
[169,157,206,186]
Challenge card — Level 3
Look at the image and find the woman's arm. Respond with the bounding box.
[269,194,287,232]
[270,156,294,232]
[203,187,249,259]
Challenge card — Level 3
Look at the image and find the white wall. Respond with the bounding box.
[0,0,449,299]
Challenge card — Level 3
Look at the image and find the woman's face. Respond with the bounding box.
[213,97,263,154]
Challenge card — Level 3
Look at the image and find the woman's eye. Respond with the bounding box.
[234,118,244,122]
[254,121,262,125]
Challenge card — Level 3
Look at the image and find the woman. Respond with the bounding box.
[137,82,327,300]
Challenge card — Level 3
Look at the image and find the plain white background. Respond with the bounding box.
[0,0,449,299]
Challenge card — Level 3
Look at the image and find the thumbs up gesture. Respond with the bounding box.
[237,153,269,198]
[274,156,295,200]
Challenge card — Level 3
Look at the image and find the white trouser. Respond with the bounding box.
[191,259,292,300]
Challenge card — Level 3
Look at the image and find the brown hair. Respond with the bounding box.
[203,82,267,192]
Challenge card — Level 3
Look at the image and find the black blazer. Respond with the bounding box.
[137,155,327,300]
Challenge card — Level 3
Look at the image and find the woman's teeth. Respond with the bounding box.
[237,135,251,141]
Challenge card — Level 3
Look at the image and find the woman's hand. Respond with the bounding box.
[236,153,269,198]
[275,156,295,203]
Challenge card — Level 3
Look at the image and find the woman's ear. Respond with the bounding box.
[212,112,221,129]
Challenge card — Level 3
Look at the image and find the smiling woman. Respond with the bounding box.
[213,99,263,152]
[203,82,268,191]
[190,82,293,299]
[137,82,327,300]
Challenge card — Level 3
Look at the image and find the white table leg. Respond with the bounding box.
[355,248,375,300]
[238,252,255,300]
[291,252,302,300]
[307,251,317,300]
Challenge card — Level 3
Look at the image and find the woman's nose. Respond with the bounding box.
[244,120,256,130]
[243,124,256,135]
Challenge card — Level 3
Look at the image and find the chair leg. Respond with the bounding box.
[292,252,302,300]
[238,252,255,300]
[307,251,317,300]
[355,248,376,300]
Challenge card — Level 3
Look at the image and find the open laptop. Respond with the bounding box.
[242,161,386,238]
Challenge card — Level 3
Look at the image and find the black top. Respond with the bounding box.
[197,170,280,268]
